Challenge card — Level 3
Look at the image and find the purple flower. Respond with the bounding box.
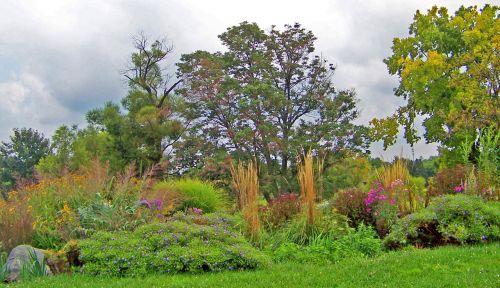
[139,199,151,209]
[152,199,163,210]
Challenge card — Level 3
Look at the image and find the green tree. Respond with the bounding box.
[323,155,372,197]
[36,125,78,176]
[177,22,368,195]
[371,5,499,165]
[36,125,123,176]
[87,33,185,170]
[0,128,51,197]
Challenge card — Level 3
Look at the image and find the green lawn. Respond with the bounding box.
[8,243,500,288]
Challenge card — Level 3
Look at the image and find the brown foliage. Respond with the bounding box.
[333,188,371,227]
[0,191,34,252]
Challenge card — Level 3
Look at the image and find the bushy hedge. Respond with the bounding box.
[78,212,270,277]
[384,194,500,248]
[272,224,381,263]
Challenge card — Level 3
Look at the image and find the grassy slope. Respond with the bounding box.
[9,243,499,288]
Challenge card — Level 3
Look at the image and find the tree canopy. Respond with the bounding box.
[371,5,499,164]
[0,128,51,196]
[87,33,185,170]
[176,22,368,194]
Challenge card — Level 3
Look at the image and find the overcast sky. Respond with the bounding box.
[0,0,494,160]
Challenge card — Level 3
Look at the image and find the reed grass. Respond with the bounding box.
[375,158,417,214]
[230,160,260,241]
[297,151,316,227]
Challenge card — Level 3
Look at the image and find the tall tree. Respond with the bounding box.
[0,128,51,197]
[371,5,499,165]
[87,33,185,169]
[177,22,368,195]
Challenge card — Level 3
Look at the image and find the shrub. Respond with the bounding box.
[78,212,270,277]
[364,183,398,237]
[384,194,500,249]
[261,193,301,230]
[333,223,381,258]
[272,223,381,263]
[77,192,147,236]
[333,188,370,228]
[274,211,351,246]
[151,179,226,213]
[2,161,151,250]
[427,165,469,202]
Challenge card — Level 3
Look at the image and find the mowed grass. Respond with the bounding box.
[8,243,499,288]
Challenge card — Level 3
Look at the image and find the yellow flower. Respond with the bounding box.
[8,190,18,199]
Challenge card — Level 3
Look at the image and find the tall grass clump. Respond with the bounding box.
[477,127,499,178]
[152,179,226,213]
[476,127,499,199]
[231,160,260,241]
[375,158,422,214]
[0,191,34,252]
[297,151,316,227]
[21,248,50,280]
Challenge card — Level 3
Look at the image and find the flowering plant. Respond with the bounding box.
[453,184,464,193]
[365,183,398,237]
[187,207,203,215]
[260,193,301,229]
[139,199,164,218]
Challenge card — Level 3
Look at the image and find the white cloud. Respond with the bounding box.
[0,72,76,140]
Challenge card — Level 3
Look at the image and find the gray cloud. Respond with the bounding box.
[0,0,490,159]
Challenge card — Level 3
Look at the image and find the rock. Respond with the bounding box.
[5,245,52,282]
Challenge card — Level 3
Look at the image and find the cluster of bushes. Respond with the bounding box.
[0,159,228,253]
[0,146,498,281]
[384,195,500,248]
[79,212,269,277]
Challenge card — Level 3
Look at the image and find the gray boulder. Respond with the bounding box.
[5,245,52,282]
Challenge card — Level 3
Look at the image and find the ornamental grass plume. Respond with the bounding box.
[230,160,260,241]
[297,150,316,227]
[375,158,413,214]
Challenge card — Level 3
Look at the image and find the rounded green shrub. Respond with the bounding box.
[78,212,270,277]
[384,194,500,249]
[153,179,226,213]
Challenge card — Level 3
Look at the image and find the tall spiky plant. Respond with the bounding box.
[375,158,412,214]
[316,156,325,201]
[230,160,260,241]
[297,150,316,227]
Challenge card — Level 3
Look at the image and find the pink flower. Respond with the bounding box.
[454,184,464,193]
[390,179,404,189]
[378,195,387,201]
[187,207,203,215]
